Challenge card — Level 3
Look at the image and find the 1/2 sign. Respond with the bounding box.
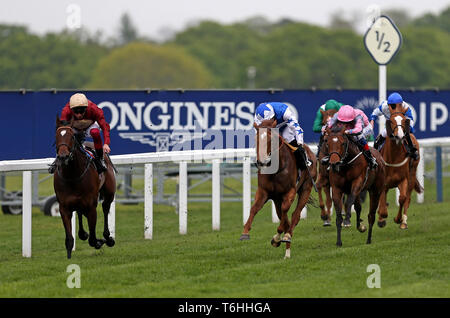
[364,15,402,65]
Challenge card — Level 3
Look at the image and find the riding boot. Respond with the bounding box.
[94,149,107,173]
[289,141,309,171]
[48,159,57,174]
[316,134,324,158]
[404,134,419,160]
[362,149,378,170]
[374,135,385,150]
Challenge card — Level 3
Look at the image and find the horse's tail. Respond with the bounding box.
[414,176,424,194]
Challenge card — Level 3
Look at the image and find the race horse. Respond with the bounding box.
[239,118,317,259]
[53,116,116,258]
[377,106,423,229]
[323,125,385,246]
[316,108,338,226]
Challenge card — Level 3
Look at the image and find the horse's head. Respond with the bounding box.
[323,125,348,170]
[254,118,278,169]
[320,108,338,126]
[387,104,410,145]
[55,116,76,166]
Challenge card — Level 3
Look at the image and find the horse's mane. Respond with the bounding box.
[330,124,345,133]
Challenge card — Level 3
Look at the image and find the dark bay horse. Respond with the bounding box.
[324,125,385,246]
[316,109,337,226]
[53,116,116,258]
[377,106,423,229]
[240,118,317,259]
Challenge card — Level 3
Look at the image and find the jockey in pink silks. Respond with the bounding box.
[322,105,378,170]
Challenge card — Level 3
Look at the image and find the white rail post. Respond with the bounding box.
[22,171,32,258]
[71,212,76,251]
[144,163,153,239]
[243,156,251,225]
[212,159,221,231]
[417,147,425,203]
[271,200,279,223]
[301,206,307,219]
[179,161,188,235]
[109,199,116,239]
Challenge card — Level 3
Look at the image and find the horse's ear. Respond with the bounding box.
[253,122,258,129]
[270,118,277,128]
[56,114,61,128]
[69,117,74,127]
[403,104,409,114]
[320,109,325,116]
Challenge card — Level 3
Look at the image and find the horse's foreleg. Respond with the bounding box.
[394,180,408,229]
[77,211,89,241]
[86,206,105,249]
[377,188,389,228]
[332,187,344,247]
[367,187,382,244]
[353,195,366,233]
[101,194,115,247]
[240,188,268,240]
[325,184,333,224]
[60,207,74,259]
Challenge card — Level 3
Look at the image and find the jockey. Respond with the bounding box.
[312,99,343,158]
[369,92,418,159]
[49,93,110,174]
[254,102,310,171]
[322,105,378,170]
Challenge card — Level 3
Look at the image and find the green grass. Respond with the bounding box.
[0,167,449,298]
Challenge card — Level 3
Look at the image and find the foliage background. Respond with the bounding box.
[0,7,449,90]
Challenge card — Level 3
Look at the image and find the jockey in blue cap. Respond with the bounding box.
[254,102,310,171]
[369,92,418,159]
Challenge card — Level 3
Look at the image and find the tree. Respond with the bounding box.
[0,24,107,89]
[87,42,214,89]
[118,13,138,45]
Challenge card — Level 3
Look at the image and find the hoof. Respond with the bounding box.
[399,223,408,230]
[281,233,291,243]
[90,239,105,249]
[105,237,115,247]
[239,234,250,241]
[342,219,351,228]
[323,220,331,227]
[336,241,342,247]
[394,217,402,224]
[78,231,89,241]
[271,238,281,248]
[67,250,72,259]
[377,219,387,228]
[358,224,367,233]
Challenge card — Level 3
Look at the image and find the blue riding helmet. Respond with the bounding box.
[387,92,403,104]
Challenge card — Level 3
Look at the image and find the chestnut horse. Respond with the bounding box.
[323,125,385,246]
[316,109,337,226]
[53,116,116,258]
[377,107,423,229]
[239,118,317,259]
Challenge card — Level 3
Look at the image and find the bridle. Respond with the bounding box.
[255,127,284,169]
[55,125,93,181]
[324,131,362,168]
[388,111,409,139]
[56,126,77,162]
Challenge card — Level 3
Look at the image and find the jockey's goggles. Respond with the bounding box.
[72,107,87,114]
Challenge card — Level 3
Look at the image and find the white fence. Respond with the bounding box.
[1,138,449,258]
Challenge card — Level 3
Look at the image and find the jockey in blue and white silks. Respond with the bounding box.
[254,102,309,170]
[369,92,418,159]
